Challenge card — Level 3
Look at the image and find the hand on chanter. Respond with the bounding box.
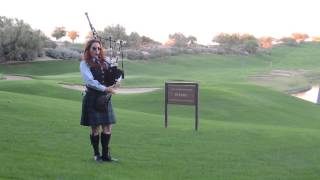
[105,86,116,94]
[113,81,121,88]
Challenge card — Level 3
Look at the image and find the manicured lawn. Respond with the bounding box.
[1,43,320,179]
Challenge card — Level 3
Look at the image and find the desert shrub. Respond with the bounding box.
[280,37,298,46]
[169,47,182,56]
[45,48,81,60]
[141,51,151,59]
[185,49,194,54]
[147,48,172,58]
[191,48,202,54]
[123,46,233,60]
[122,43,260,60]
[207,48,219,54]
[125,49,144,60]
[68,47,83,53]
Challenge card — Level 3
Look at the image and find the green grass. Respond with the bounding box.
[1,43,320,179]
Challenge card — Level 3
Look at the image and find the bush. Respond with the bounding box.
[170,47,182,56]
[147,48,171,58]
[45,48,81,60]
[123,46,231,60]
[241,40,259,54]
[68,47,83,53]
[0,16,48,61]
[122,44,259,61]
[280,37,298,46]
[125,49,144,60]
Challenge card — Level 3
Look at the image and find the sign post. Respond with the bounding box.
[165,81,199,131]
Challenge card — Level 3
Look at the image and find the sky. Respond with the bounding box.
[1,0,319,45]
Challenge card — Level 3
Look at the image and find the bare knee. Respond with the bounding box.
[91,126,100,135]
[102,125,112,134]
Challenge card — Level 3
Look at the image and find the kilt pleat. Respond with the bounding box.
[80,90,116,126]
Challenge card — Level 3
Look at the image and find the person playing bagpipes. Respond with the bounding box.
[79,39,123,162]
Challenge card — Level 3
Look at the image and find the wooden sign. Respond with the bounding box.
[165,81,199,130]
[167,85,196,105]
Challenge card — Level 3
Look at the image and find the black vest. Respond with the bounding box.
[90,64,109,86]
[88,59,122,88]
[86,58,124,93]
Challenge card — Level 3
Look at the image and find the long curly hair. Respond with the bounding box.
[82,39,107,69]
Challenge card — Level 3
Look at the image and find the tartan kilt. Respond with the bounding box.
[80,89,116,126]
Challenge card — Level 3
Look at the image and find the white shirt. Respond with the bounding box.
[79,60,107,92]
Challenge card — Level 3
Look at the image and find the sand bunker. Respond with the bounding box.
[3,75,32,80]
[61,84,160,94]
[248,69,308,81]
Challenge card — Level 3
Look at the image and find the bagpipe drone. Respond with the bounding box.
[85,12,125,87]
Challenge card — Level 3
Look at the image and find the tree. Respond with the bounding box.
[141,36,161,46]
[187,35,197,46]
[164,38,176,47]
[51,27,66,41]
[101,24,128,43]
[291,33,309,43]
[0,16,48,61]
[259,37,274,48]
[213,33,243,46]
[128,32,142,49]
[168,33,189,47]
[67,31,79,43]
[213,33,257,45]
[212,33,258,54]
[239,33,256,42]
[213,33,229,45]
[38,30,57,48]
[86,31,94,40]
[241,39,259,54]
[312,36,320,42]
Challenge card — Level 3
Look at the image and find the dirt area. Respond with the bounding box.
[61,84,160,94]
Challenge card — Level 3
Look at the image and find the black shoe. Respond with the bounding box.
[94,155,103,163]
[101,146,112,162]
[101,150,118,162]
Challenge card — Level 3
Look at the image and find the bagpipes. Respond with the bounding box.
[85,12,125,87]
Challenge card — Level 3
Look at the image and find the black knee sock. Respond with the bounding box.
[101,132,111,159]
[90,133,100,156]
